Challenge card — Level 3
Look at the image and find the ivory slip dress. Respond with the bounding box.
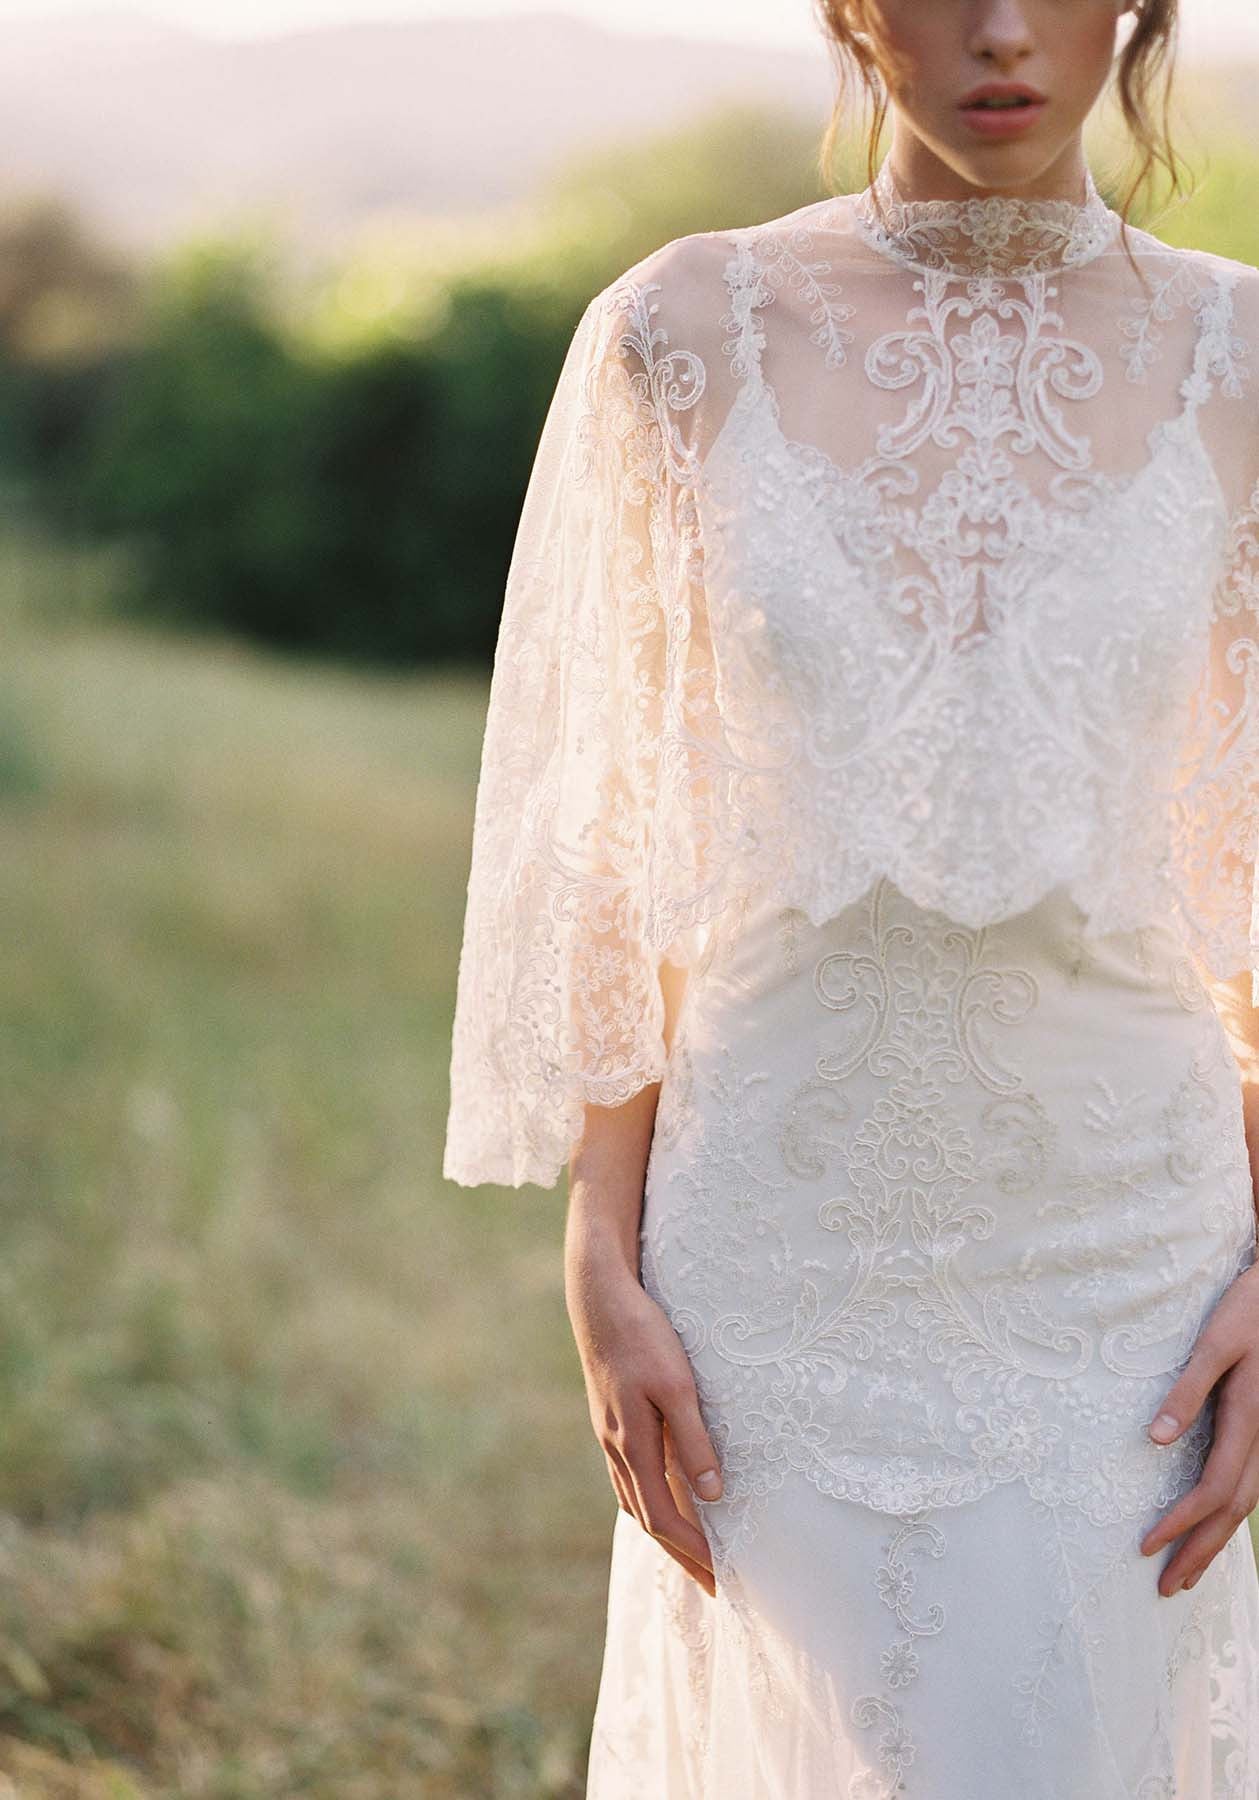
[442,159,1259,1795]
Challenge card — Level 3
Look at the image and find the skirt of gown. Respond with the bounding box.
[583,875,1259,1799]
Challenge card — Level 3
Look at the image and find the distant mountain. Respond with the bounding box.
[0,10,1249,259]
[412,10,834,213]
[0,9,832,255]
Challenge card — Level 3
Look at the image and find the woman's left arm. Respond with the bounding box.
[1138,967,1259,1596]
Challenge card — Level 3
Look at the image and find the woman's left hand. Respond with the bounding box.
[1139,1260,1259,1596]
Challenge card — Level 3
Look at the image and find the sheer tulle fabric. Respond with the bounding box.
[443,169,1259,1192]
[442,293,676,1187]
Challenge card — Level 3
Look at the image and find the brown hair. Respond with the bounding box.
[812,0,1184,223]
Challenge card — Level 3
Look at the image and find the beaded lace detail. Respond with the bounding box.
[851,156,1120,277]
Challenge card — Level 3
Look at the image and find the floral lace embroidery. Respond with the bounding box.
[849,1512,947,1798]
[851,157,1118,277]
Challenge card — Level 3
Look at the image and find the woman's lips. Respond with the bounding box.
[958,85,1047,138]
[960,100,1046,137]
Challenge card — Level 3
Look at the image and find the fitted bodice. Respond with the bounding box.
[641,873,1254,1528]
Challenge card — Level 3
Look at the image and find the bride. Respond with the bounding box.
[444,1,1259,1792]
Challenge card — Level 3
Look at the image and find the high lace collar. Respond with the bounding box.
[852,157,1119,278]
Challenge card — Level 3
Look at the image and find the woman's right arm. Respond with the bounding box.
[564,1085,724,1596]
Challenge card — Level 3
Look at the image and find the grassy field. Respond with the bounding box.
[0,532,614,1797]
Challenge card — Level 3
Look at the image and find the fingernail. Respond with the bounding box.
[695,1469,722,1498]
[1149,1413,1179,1443]
[1185,1572,1201,1590]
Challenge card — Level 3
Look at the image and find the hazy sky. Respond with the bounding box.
[2,0,1258,58]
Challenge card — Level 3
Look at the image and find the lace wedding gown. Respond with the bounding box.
[443,159,1259,1796]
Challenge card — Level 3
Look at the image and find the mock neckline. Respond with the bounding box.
[851,157,1120,278]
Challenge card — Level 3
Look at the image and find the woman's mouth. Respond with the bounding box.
[958,84,1047,137]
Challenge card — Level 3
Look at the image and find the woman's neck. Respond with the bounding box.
[884,125,1092,206]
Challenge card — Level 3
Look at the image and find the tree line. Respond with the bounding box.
[1,104,1247,668]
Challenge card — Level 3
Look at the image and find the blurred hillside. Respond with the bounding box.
[0,10,1252,254]
[0,9,831,253]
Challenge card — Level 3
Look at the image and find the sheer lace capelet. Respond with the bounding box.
[444,163,1259,1188]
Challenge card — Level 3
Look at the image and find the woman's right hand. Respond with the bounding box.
[566,1243,724,1597]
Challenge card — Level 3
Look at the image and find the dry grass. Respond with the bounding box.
[0,580,613,1797]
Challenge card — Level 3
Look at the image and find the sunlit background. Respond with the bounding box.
[0,4,1254,1795]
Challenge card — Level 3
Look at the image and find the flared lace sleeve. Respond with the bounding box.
[442,282,691,1190]
[1172,473,1259,1008]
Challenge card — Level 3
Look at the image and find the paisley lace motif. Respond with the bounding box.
[640,879,1255,1540]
